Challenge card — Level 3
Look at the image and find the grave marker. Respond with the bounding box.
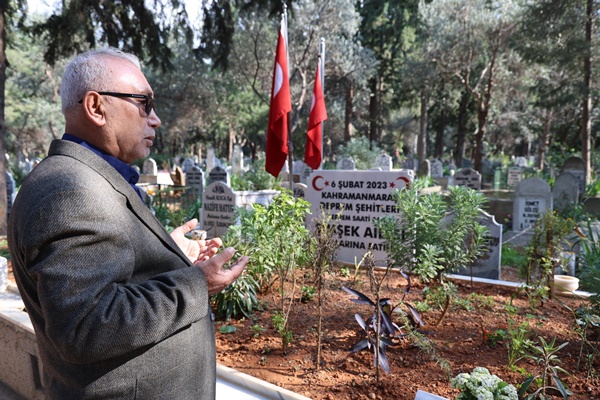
[201,182,236,238]
[513,177,552,231]
[552,172,579,212]
[430,159,443,178]
[453,168,482,190]
[454,211,502,280]
[142,158,157,175]
[186,166,205,197]
[375,153,393,171]
[305,170,412,266]
[562,156,586,195]
[336,157,356,170]
[207,166,230,186]
[232,144,244,175]
[507,167,523,188]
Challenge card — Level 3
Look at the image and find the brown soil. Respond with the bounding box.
[214,267,600,400]
[7,260,600,399]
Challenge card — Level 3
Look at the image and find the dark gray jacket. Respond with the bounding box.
[8,139,216,399]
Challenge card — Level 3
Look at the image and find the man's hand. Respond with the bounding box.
[196,248,249,296]
[170,219,222,263]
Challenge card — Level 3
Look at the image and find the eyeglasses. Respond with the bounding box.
[78,91,155,116]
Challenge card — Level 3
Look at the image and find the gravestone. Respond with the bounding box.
[513,177,552,232]
[419,160,431,177]
[300,164,313,184]
[305,170,412,266]
[430,159,443,178]
[562,156,586,195]
[206,147,216,173]
[403,157,417,171]
[493,169,502,190]
[552,172,579,212]
[181,158,195,173]
[201,181,236,238]
[293,183,307,199]
[6,171,15,218]
[455,211,502,280]
[515,156,527,167]
[375,153,393,171]
[232,144,244,175]
[453,168,482,190]
[142,158,158,175]
[507,167,523,188]
[337,157,356,170]
[186,166,205,197]
[208,166,230,186]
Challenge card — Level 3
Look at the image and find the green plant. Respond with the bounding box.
[336,136,382,170]
[574,307,600,378]
[506,320,534,368]
[252,324,266,337]
[574,220,600,300]
[522,210,576,295]
[272,311,293,350]
[375,183,489,325]
[339,266,351,278]
[234,190,311,351]
[300,285,315,303]
[519,337,572,399]
[502,245,527,270]
[230,156,279,191]
[451,367,518,400]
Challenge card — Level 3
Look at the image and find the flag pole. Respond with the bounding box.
[283,4,294,191]
[318,38,325,170]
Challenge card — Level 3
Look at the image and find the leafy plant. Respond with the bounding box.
[574,220,600,301]
[522,210,576,297]
[451,366,518,400]
[230,155,280,191]
[519,337,572,399]
[336,136,382,170]
[506,320,534,368]
[300,285,315,303]
[342,276,424,375]
[375,183,489,325]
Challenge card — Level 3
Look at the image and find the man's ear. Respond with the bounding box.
[81,92,106,127]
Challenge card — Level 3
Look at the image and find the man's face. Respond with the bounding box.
[101,56,161,164]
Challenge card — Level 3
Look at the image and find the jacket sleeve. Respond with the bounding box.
[11,169,211,365]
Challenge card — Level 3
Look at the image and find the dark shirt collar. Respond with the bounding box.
[62,134,142,197]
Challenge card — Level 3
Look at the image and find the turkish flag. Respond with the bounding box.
[304,60,327,169]
[265,21,291,177]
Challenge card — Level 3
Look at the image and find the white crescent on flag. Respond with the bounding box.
[310,93,316,112]
[274,63,284,97]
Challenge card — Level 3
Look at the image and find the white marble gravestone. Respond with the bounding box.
[336,157,356,170]
[507,167,523,188]
[142,158,158,175]
[232,144,244,175]
[181,158,195,173]
[375,153,393,171]
[206,147,216,174]
[513,177,552,232]
[201,182,236,238]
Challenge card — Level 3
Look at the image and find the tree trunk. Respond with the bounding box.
[582,0,593,185]
[454,91,469,167]
[473,98,487,173]
[536,111,553,170]
[368,78,379,147]
[417,88,428,176]
[344,79,353,142]
[434,107,445,160]
[0,1,8,235]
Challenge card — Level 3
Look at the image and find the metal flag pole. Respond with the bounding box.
[319,37,325,170]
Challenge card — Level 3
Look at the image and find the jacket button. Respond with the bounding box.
[210,312,215,321]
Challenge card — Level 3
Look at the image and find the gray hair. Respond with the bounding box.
[60,47,142,114]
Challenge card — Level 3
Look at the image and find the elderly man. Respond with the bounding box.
[8,47,248,399]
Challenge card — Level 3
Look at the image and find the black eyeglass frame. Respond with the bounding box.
[78,91,154,116]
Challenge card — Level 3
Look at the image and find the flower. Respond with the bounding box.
[451,367,518,400]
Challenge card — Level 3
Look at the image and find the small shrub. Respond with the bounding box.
[451,366,518,400]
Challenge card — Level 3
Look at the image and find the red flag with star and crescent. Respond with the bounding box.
[304,59,327,169]
[265,17,292,177]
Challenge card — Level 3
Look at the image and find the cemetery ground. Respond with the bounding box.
[3,241,600,399]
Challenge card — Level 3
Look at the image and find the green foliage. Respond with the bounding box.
[300,285,315,303]
[574,221,600,302]
[211,271,260,321]
[219,325,237,334]
[272,311,293,349]
[506,321,534,368]
[230,156,280,191]
[502,245,527,270]
[336,137,382,170]
[523,210,576,289]
[519,337,572,399]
